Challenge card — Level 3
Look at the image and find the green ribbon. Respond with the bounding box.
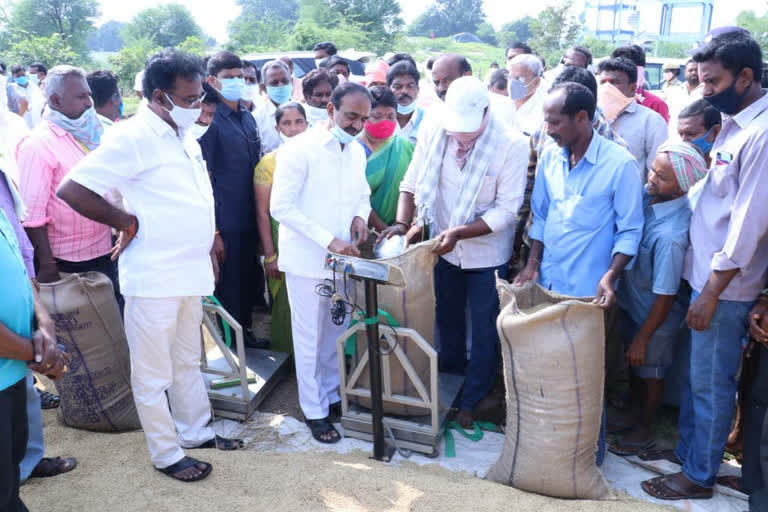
[443,421,498,458]
[344,308,400,357]
[203,296,232,348]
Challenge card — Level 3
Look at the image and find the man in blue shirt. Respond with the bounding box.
[0,209,65,512]
[515,82,644,308]
[199,51,266,347]
[609,143,708,456]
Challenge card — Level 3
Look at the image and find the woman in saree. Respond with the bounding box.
[253,102,308,354]
[357,86,415,232]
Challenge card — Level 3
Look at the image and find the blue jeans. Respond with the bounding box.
[674,290,753,487]
[19,372,43,482]
[434,257,508,410]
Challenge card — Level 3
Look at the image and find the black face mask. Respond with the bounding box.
[704,73,750,115]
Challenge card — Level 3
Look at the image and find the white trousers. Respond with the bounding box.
[124,296,214,468]
[285,273,346,420]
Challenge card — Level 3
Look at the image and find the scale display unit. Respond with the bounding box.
[325,252,463,460]
[199,299,290,422]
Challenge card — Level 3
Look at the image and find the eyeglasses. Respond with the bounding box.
[166,90,206,108]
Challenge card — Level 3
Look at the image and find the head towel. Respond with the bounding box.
[657,142,709,192]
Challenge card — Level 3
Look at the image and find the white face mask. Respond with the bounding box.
[305,104,329,125]
[315,58,325,69]
[162,93,201,131]
[242,84,259,101]
[187,122,210,140]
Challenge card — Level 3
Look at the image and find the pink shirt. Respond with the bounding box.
[16,120,111,262]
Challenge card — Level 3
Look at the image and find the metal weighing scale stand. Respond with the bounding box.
[199,299,290,422]
[326,253,463,461]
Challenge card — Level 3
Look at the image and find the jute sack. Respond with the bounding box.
[349,239,438,416]
[38,272,141,432]
[487,280,609,499]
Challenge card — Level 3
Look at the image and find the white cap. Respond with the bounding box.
[133,70,144,93]
[443,76,489,133]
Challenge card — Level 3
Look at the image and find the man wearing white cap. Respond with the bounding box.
[381,76,528,428]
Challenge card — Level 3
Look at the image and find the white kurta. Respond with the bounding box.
[271,126,371,419]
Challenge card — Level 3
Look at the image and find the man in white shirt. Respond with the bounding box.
[253,60,293,153]
[388,61,425,144]
[271,81,372,444]
[598,57,668,181]
[507,54,547,136]
[56,49,242,483]
[381,77,528,428]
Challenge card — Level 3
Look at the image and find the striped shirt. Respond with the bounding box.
[16,120,111,262]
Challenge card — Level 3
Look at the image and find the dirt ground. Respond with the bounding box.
[20,407,673,512]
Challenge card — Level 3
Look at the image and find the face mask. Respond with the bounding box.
[690,126,715,154]
[279,131,298,143]
[219,77,245,101]
[397,102,417,115]
[330,123,356,145]
[597,82,634,123]
[162,92,202,131]
[47,106,103,150]
[704,77,749,116]
[242,84,259,101]
[315,59,325,69]
[118,100,124,118]
[508,78,533,100]
[306,104,329,125]
[365,119,396,139]
[15,76,28,87]
[187,122,210,140]
[29,75,40,86]
[266,84,292,105]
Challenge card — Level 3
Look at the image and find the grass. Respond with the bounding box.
[397,36,506,79]
[122,95,140,117]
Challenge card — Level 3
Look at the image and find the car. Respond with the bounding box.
[241,50,373,83]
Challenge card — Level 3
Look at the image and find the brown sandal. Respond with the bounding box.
[638,448,682,465]
[641,473,713,501]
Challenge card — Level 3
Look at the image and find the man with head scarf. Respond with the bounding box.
[608,142,708,457]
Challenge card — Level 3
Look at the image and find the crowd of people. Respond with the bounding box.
[1,25,767,512]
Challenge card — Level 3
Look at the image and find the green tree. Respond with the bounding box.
[87,20,125,51]
[406,0,485,38]
[581,36,614,60]
[5,32,78,67]
[528,0,580,68]
[652,41,688,58]
[227,17,292,52]
[177,35,208,56]
[497,17,533,48]
[108,38,160,92]
[123,4,204,49]
[286,19,368,52]
[736,10,768,51]
[476,22,497,46]
[236,0,299,22]
[5,0,99,55]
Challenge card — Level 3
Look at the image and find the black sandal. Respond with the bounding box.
[306,418,341,444]
[192,435,243,451]
[39,390,60,410]
[30,457,77,478]
[156,456,212,482]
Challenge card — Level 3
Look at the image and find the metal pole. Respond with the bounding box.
[364,279,387,460]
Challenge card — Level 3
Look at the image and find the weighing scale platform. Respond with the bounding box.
[340,372,464,457]
[202,345,291,422]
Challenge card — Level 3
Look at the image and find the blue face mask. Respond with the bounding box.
[118,100,124,118]
[397,102,417,115]
[219,77,245,101]
[690,126,715,154]
[266,84,293,105]
[15,75,28,86]
[330,123,356,145]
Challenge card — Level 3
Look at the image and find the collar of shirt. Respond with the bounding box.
[557,129,600,167]
[730,90,768,130]
[643,187,688,219]
[139,104,178,139]
[623,100,639,115]
[217,99,249,118]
